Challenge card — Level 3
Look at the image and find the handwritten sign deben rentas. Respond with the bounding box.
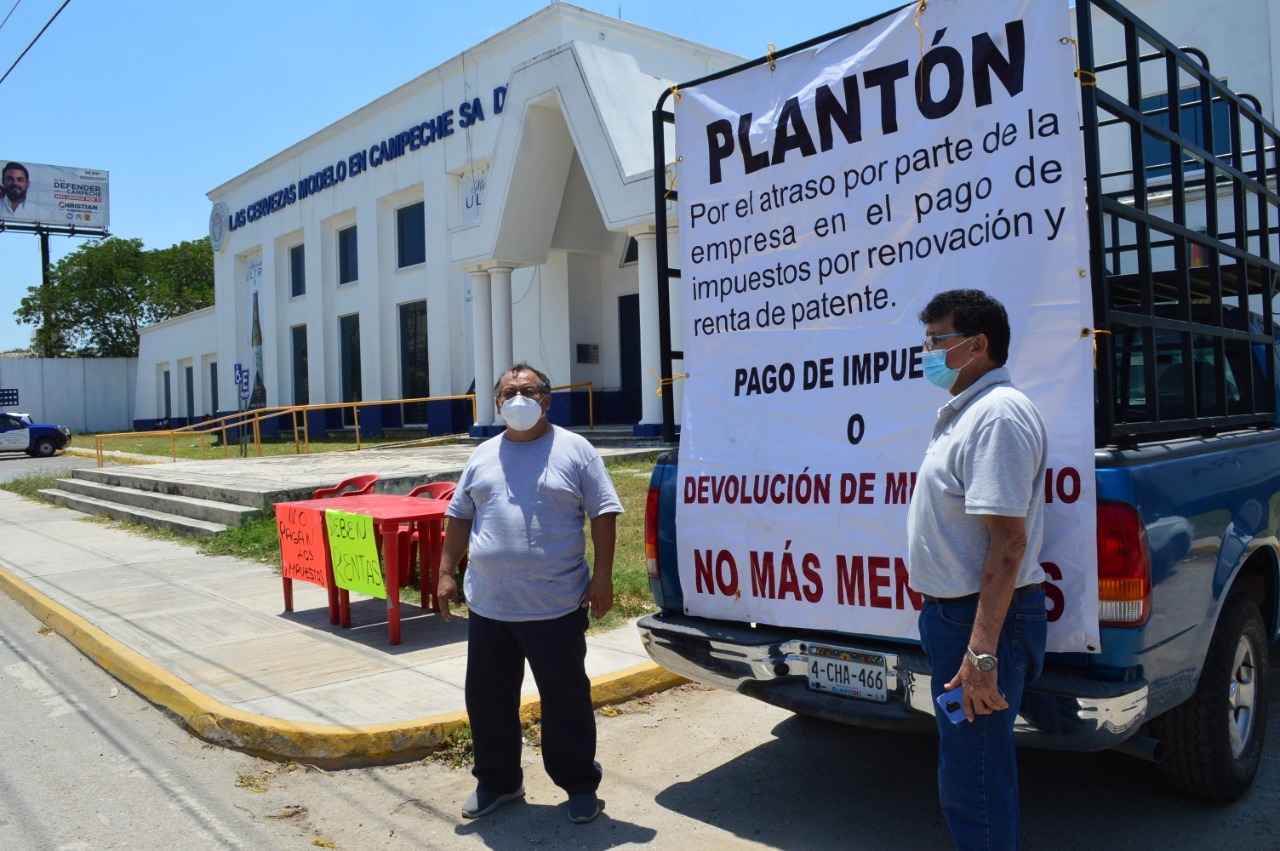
[325,509,386,599]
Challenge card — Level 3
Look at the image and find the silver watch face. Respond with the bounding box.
[968,649,998,673]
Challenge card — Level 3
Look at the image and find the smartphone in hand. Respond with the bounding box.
[937,687,969,724]
[936,685,1006,723]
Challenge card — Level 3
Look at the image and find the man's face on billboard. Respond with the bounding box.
[3,168,28,203]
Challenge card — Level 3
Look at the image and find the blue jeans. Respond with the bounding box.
[918,586,1047,851]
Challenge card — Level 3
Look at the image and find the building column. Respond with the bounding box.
[636,231,663,432]
[469,270,494,426]
[490,265,514,378]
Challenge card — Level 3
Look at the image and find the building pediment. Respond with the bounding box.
[449,40,674,267]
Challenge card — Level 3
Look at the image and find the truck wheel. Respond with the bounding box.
[33,437,57,457]
[1151,590,1269,801]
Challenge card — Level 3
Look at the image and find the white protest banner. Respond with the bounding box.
[673,0,1098,652]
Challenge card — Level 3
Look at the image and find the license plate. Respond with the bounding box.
[807,643,888,702]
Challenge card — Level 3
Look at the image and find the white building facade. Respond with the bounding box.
[135,0,1280,435]
[135,3,737,436]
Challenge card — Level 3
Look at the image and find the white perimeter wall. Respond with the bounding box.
[0,358,137,433]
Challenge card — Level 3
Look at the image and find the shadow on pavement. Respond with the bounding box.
[653,674,1280,851]
[453,799,659,850]
[655,715,949,850]
[278,597,469,655]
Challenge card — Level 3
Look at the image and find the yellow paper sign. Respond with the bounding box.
[325,509,385,599]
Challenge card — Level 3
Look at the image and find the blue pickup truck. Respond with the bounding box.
[0,412,72,457]
[639,0,1278,802]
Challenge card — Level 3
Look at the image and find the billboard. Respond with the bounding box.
[0,159,109,228]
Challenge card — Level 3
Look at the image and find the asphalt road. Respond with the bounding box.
[0,590,308,849]
[2,552,1277,851]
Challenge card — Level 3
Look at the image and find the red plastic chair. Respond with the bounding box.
[402,481,460,607]
[407,481,456,500]
[314,473,379,498]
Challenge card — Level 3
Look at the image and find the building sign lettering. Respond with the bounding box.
[222,85,507,233]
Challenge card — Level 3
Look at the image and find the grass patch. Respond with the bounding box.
[0,472,60,500]
[428,719,545,768]
[430,724,474,768]
[589,454,660,632]
[199,515,285,564]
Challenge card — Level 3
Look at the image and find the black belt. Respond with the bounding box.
[921,582,1043,606]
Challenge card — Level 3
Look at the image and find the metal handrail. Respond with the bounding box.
[93,383,595,467]
[93,393,479,467]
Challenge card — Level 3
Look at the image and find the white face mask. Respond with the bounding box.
[499,395,544,431]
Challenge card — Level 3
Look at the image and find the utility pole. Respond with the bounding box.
[39,228,52,357]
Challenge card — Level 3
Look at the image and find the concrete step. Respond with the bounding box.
[68,467,272,509]
[38,489,228,538]
[52,478,262,526]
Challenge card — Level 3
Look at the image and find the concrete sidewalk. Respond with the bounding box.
[0,461,679,766]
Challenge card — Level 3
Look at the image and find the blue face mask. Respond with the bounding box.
[922,337,974,391]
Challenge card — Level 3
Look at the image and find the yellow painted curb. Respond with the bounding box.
[0,563,682,766]
[516,661,689,724]
[591,662,688,706]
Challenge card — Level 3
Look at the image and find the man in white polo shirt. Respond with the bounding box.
[907,289,1048,851]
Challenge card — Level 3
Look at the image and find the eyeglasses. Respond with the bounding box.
[499,387,546,401]
[922,332,968,351]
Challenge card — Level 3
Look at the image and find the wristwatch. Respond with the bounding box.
[966,646,998,673]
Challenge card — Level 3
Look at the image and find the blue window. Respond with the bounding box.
[292,324,309,406]
[397,202,426,268]
[210,362,219,414]
[289,244,306,297]
[1141,85,1233,180]
[338,226,358,284]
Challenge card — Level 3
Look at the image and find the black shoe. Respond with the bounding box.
[461,785,524,819]
[567,793,601,824]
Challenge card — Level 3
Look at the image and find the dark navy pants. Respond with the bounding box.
[465,607,601,796]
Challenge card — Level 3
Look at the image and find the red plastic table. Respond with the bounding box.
[276,493,449,645]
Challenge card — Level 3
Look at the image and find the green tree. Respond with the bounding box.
[148,238,219,319]
[16,237,214,357]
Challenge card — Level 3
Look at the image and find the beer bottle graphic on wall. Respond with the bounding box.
[250,291,267,408]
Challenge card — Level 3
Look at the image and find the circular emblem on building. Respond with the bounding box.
[209,201,230,251]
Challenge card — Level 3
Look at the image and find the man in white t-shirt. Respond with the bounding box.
[438,362,622,825]
[907,289,1048,851]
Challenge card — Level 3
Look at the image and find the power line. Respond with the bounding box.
[0,0,71,89]
[0,1,25,36]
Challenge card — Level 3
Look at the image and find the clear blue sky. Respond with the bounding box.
[0,0,903,351]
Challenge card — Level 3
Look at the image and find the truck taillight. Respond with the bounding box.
[644,483,660,578]
[1096,501,1151,627]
